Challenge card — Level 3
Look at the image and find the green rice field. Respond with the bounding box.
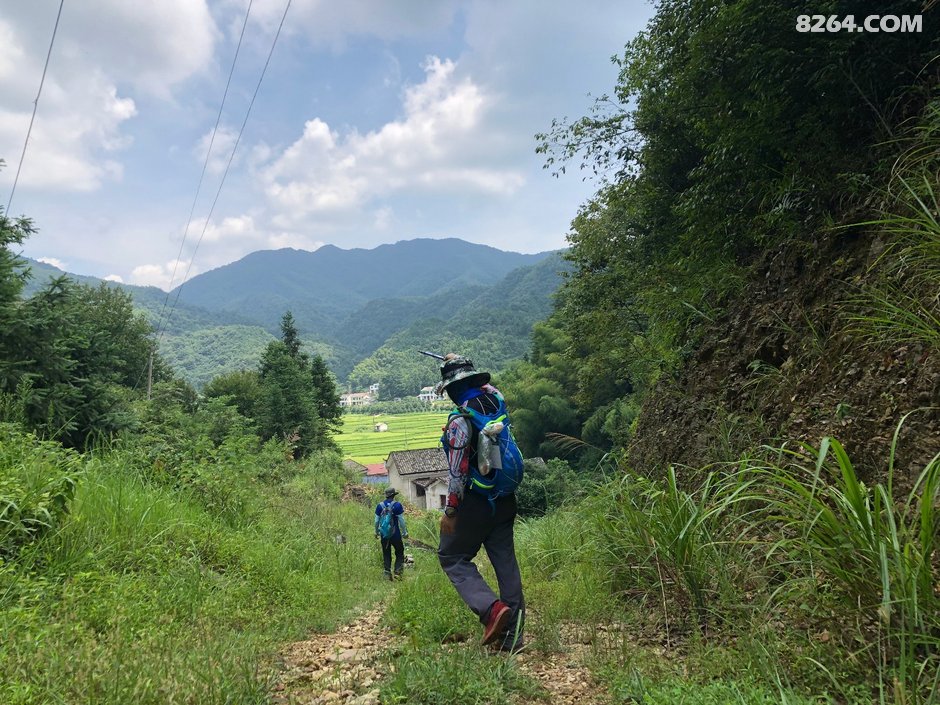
[337,411,450,464]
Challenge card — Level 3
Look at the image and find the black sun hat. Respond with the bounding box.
[434,355,491,395]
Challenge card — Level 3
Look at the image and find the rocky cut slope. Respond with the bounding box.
[628,228,940,490]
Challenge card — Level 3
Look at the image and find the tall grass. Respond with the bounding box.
[851,99,940,350]
[590,466,759,630]
[0,430,383,704]
[509,419,939,703]
[751,423,940,703]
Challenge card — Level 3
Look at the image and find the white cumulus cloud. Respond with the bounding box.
[130,259,199,291]
[37,256,66,270]
[261,56,525,227]
[199,214,257,243]
[194,125,240,176]
[0,1,217,195]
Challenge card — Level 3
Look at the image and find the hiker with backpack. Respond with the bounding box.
[434,354,525,653]
[374,487,408,580]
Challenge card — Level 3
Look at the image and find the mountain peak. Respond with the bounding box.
[169,238,553,332]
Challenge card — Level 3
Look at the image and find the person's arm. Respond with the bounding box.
[394,503,408,537]
[374,504,381,536]
[444,416,471,516]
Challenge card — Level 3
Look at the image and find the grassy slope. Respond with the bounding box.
[0,439,387,705]
[374,508,822,705]
[336,411,449,464]
[3,417,912,704]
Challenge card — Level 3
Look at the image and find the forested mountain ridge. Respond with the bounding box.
[19,240,565,388]
[167,238,552,334]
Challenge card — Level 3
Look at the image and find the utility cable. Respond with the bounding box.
[5,0,65,215]
[150,0,255,343]
[159,0,292,340]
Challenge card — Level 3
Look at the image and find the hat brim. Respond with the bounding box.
[439,370,490,392]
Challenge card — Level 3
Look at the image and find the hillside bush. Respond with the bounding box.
[852,98,940,351]
[515,457,581,517]
[0,423,81,556]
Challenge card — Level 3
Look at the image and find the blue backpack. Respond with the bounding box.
[442,390,524,502]
[378,501,396,539]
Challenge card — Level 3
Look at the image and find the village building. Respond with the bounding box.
[344,458,388,484]
[417,385,444,403]
[385,448,449,510]
[362,462,388,484]
[339,391,373,408]
[342,459,367,475]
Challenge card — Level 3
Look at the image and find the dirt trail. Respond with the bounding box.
[514,624,611,705]
[272,605,388,705]
[271,602,610,705]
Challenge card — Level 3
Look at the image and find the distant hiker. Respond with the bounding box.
[435,354,525,652]
[375,487,408,580]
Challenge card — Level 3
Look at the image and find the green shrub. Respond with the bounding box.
[0,423,81,555]
[515,457,581,517]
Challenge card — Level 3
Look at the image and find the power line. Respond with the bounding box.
[5,0,65,215]
[159,0,293,340]
[137,0,293,394]
[150,0,255,342]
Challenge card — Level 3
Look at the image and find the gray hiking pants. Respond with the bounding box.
[438,492,525,638]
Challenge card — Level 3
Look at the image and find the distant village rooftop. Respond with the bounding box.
[385,448,447,476]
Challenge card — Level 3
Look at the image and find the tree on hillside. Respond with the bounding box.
[10,280,166,447]
[0,210,37,388]
[280,310,305,362]
[263,309,341,452]
[309,353,341,445]
[0,215,169,448]
[203,369,263,420]
[1,213,166,446]
[258,341,319,458]
[522,0,940,466]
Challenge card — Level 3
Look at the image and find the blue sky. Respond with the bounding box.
[0,0,654,289]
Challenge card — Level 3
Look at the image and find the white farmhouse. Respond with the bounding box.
[417,386,444,403]
[385,448,449,510]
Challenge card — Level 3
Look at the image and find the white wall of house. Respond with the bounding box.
[340,392,373,407]
[417,386,444,403]
[386,449,449,509]
[425,479,448,511]
[385,457,420,505]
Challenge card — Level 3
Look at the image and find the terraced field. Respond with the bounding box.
[337,411,450,464]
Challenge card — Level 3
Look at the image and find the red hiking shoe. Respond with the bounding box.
[482,600,512,645]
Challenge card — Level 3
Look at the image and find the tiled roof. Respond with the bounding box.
[343,459,367,472]
[387,447,447,476]
[364,462,387,477]
[412,476,448,490]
